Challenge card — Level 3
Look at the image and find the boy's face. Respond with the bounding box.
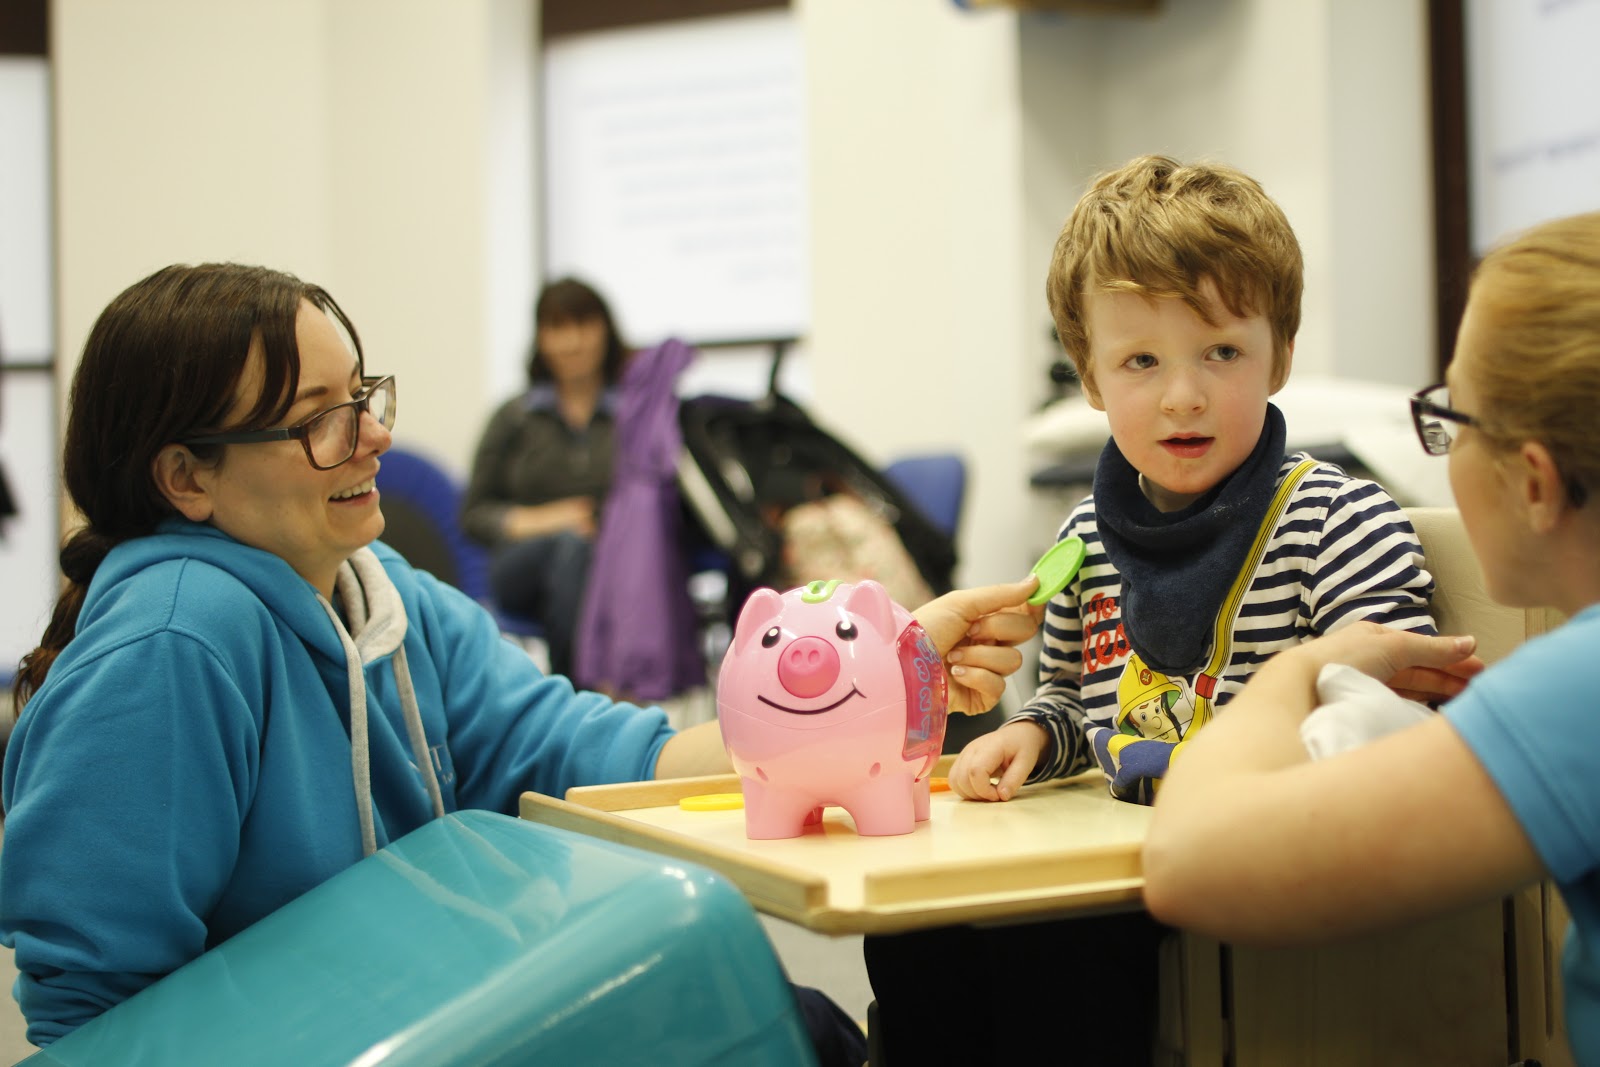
[1083,278,1288,512]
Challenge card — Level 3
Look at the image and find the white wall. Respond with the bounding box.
[54,0,336,389]
[799,0,1433,584]
[798,0,1036,587]
[49,0,1434,591]
[53,0,533,479]
[1017,0,1431,387]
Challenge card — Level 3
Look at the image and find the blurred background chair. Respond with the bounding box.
[17,811,815,1066]
[373,445,547,654]
[881,453,1000,751]
[883,453,966,539]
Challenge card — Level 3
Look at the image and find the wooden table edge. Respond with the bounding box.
[520,788,1147,936]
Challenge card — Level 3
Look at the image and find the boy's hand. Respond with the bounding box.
[913,577,1042,717]
[948,720,1048,802]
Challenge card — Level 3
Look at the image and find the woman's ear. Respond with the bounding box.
[152,445,215,522]
[1512,440,1568,535]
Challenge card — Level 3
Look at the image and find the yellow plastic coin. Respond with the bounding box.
[678,792,745,812]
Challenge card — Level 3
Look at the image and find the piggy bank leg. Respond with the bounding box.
[803,806,825,826]
[741,778,823,840]
[840,775,918,837]
[913,775,932,822]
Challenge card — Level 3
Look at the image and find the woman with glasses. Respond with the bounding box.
[1142,211,1600,1062]
[0,263,1037,1055]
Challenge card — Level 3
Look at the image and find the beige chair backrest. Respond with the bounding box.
[1406,507,1563,665]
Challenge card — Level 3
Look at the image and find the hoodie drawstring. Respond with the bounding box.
[391,642,447,821]
[320,600,378,857]
[320,549,447,858]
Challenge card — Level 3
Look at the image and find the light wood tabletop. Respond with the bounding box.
[519,755,1151,936]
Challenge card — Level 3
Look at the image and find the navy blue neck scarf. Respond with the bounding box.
[1094,403,1289,676]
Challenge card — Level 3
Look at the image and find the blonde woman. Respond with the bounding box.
[1144,211,1600,1063]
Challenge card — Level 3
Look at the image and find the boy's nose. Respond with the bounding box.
[1160,368,1207,413]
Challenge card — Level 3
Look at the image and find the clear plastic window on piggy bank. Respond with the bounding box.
[898,622,947,763]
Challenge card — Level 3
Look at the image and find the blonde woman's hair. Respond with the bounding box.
[1046,155,1303,399]
[1466,210,1600,507]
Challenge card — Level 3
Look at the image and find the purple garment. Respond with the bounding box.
[574,338,706,700]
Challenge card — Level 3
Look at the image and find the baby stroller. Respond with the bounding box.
[676,382,958,621]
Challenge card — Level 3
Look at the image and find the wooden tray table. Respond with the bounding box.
[520,756,1151,935]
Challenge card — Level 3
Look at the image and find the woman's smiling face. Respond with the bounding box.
[184,301,391,596]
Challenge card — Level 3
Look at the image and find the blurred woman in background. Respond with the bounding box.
[462,277,626,677]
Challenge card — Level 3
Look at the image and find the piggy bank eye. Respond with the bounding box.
[761,626,781,648]
[835,621,858,641]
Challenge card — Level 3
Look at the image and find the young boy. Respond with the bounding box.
[949,153,1437,805]
[868,155,1445,1064]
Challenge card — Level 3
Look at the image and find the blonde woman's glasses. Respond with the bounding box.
[1408,383,1477,456]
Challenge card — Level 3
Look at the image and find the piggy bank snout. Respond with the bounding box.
[777,636,840,699]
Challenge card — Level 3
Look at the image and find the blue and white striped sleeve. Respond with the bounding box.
[1303,467,1436,636]
[1011,503,1103,782]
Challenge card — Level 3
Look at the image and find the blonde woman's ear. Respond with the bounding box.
[1516,439,1569,535]
[152,444,215,522]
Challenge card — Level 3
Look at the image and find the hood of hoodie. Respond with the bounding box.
[89,519,361,664]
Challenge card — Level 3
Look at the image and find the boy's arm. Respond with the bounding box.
[1005,510,1106,784]
[948,590,1093,801]
[948,597,1095,801]
[954,509,1110,798]
[1010,595,1101,782]
[1305,478,1434,635]
[1303,477,1481,701]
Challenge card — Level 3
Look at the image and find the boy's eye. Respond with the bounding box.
[1127,353,1158,370]
[1209,345,1242,362]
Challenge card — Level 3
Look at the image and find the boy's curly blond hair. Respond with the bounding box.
[1047,155,1303,401]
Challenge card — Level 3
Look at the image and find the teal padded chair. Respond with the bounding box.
[17,811,815,1066]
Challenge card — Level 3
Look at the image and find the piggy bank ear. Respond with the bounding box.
[732,587,786,652]
[841,580,897,641]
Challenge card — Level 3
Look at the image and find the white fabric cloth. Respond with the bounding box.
[1300,662,1433,760]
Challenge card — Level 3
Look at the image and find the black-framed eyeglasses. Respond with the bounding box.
[183,375,396,471]
[1408,383,1478,456]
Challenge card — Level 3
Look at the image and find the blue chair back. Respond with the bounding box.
[883,453,967,538]
[373,447,543,640]
[373,445,491,601]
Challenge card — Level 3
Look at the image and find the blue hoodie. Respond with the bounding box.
[0,521,674,1046]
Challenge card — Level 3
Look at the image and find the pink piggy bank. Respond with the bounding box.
[717,578,948,839]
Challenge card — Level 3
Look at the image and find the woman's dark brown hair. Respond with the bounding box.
[11,263,363,712]
[527,276,628,386]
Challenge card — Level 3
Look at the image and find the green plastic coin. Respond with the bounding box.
[1028,536,1087,605]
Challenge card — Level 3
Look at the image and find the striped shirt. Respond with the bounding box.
[1017,454,1436,785]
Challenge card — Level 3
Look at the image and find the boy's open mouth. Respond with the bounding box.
[1161,436,1214,458]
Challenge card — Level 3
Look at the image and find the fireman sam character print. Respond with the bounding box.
[1092,653,1198,800]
